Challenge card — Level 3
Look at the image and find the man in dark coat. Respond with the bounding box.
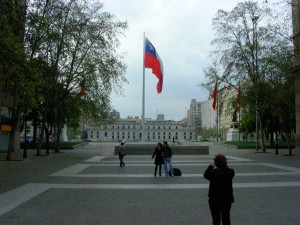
[162,141,174,176]
[204,154,235,225]
[118,141,126,167]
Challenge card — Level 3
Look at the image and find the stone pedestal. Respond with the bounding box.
[226,122,240,141]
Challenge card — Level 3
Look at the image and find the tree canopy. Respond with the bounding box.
[202,1,295,153]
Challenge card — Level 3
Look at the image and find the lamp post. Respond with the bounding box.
[252,15,259,151]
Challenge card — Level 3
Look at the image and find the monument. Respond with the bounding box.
[226,110,240,141]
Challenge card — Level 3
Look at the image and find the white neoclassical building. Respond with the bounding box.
[85,117,196,142]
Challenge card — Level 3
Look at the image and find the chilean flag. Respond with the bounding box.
[144,38,163,94]
[211,83,217,111]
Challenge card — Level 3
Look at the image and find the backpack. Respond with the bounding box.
[169,168,182,176]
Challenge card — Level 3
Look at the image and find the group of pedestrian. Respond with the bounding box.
[151,147,235,225]
[119,140,235,225]
[151,141,174,177]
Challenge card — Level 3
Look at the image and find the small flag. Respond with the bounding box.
[211,83,217,110]
[223,85,231,90]
[77,81,85,96]
[144,38,163,94]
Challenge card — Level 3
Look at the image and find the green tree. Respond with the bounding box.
[0,1,28,160]
[24,0,128,153]
[203,1,293,152]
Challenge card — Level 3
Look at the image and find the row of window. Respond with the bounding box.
[89,134,194,141]
[90,130,193,136]
[89,130,194,140]
[99,125,182,130]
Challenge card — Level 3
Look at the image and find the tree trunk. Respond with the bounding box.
[284,130,293,156]
[45,127,51,155]
[7,89,20,161]
[36,116,46,156]
[270,131,274,147]
[258,113,266,152]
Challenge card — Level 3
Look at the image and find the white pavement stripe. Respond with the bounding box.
[84,156,253,163]
[85,156,107,162]
[0,183,51,216]
[262,163,300,173]
[234,181,300,188]
[51,181,300,189]
[50,164,90,176]
[51,162,296,167]
[50,174,203,178]
[50,172,300,178]
[1,181,300,216]
[50,162,300,177]
[96,160,215,163]
[50,183,208,189]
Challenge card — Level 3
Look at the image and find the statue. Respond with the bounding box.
[232,110,237,122]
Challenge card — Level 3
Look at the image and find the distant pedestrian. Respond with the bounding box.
[118,141,126,167]
[204,154,235,225]
[162,141,174,176]
[151,143,164,177]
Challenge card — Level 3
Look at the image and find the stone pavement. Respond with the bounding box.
[0,142,300,225]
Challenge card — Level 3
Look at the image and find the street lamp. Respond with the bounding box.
[252,15,259,151]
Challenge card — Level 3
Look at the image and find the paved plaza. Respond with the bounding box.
[0,142,300,225]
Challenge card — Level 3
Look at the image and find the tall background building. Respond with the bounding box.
[188,99,202,128]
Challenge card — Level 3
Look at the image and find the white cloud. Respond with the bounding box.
[103,0,243,120]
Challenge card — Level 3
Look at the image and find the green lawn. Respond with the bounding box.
[20,141,83,150]
[224,141,295,149]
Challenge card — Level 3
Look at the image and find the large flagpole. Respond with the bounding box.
[142,33,146,141]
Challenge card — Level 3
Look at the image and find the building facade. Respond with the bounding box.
[218,87,240,141]
[86,118,196,142]
[188,99,202,127]
[200,87,240,141]
[201,98,217,130]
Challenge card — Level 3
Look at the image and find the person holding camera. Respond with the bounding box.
[204,154,235,225]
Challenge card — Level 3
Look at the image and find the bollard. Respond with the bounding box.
[275,141,278,155]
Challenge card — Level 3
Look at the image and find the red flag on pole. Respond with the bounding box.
[211,83,217,110]
[144,38,164,94]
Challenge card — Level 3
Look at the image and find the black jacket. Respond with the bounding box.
[204,165,235,203]
[162,146,172,158]
[152,147,164,165]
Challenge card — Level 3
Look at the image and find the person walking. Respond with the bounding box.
[162,141,174,176]
[203,154,235,225]
[151,143,164,177]
[118,141,126,167]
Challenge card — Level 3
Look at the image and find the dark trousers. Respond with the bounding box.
[119,154,125,167]
[154,164,162,176]
[209,201,232,225]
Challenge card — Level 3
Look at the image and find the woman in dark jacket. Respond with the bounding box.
[204,154,235,225]
[151,143,164,177]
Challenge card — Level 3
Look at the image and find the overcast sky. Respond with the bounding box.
[103,0,244,120]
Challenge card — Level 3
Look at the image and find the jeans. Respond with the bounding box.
[164,158,173,175]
